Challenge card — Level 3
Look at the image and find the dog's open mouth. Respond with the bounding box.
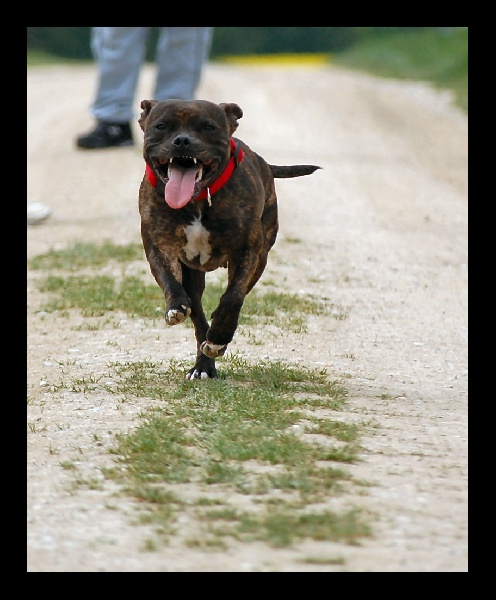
[154,156,216,210]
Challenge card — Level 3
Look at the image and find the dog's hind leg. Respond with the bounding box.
[181,265,218,379]
[200,246,262,360]
[245,198,278,294]
[246,250,269,295]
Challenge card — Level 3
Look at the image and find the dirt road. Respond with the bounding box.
[27,62,468,572]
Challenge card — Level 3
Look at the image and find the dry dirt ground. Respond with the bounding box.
[27,61,468,572]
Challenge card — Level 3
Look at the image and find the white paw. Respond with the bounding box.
[200,341,227,358]
[186,370,209,380]
[166,305,191,326]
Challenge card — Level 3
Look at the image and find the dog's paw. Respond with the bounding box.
[186,355,218,380]
[186,368,218,380]
[165,305,191,326]
[200,341,227,359]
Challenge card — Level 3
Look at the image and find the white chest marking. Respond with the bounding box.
[184,218,212,265]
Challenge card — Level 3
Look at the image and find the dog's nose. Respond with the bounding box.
[173,134,192,149]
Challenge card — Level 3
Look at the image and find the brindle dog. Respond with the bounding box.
[138,99,320,379]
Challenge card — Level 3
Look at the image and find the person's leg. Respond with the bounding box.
[154,27,213,100]
[76,27,149,150]
[91,27,149,123]
[77,27,149,149]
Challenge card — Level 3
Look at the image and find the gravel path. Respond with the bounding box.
[27,62,468,572]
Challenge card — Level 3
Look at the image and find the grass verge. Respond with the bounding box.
[332,28,468,112]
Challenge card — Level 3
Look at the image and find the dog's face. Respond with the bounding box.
[139,99,243,209]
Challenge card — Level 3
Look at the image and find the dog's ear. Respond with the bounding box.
[219,103,243,135]
[138,99,159,131]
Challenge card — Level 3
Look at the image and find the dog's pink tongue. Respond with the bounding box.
[165,164,200,209]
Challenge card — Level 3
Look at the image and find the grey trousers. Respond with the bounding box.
[90,27,213,123]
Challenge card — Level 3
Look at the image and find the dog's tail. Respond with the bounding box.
[270,165,321,178]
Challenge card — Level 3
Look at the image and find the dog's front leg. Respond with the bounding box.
[141,232,191,325]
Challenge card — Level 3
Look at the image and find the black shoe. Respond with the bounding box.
[76,121,134,149]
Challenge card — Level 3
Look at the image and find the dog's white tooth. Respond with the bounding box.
[193,158,197,164]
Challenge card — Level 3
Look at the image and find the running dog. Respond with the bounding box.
[138,99,320,379]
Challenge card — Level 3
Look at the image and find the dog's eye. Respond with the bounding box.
[203,123,216,131]
[155,123,166,131]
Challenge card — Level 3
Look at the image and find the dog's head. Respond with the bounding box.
[139,99,243,209]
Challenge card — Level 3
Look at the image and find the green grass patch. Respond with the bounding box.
[36,274,164,318]
[28,240,145,271]
[92,355,371,548]
[333,28,468,112]
[30,240,372,552]
[30,241,338,329]
[48,354,372,549]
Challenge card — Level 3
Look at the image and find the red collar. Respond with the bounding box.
[145,138,244,202]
